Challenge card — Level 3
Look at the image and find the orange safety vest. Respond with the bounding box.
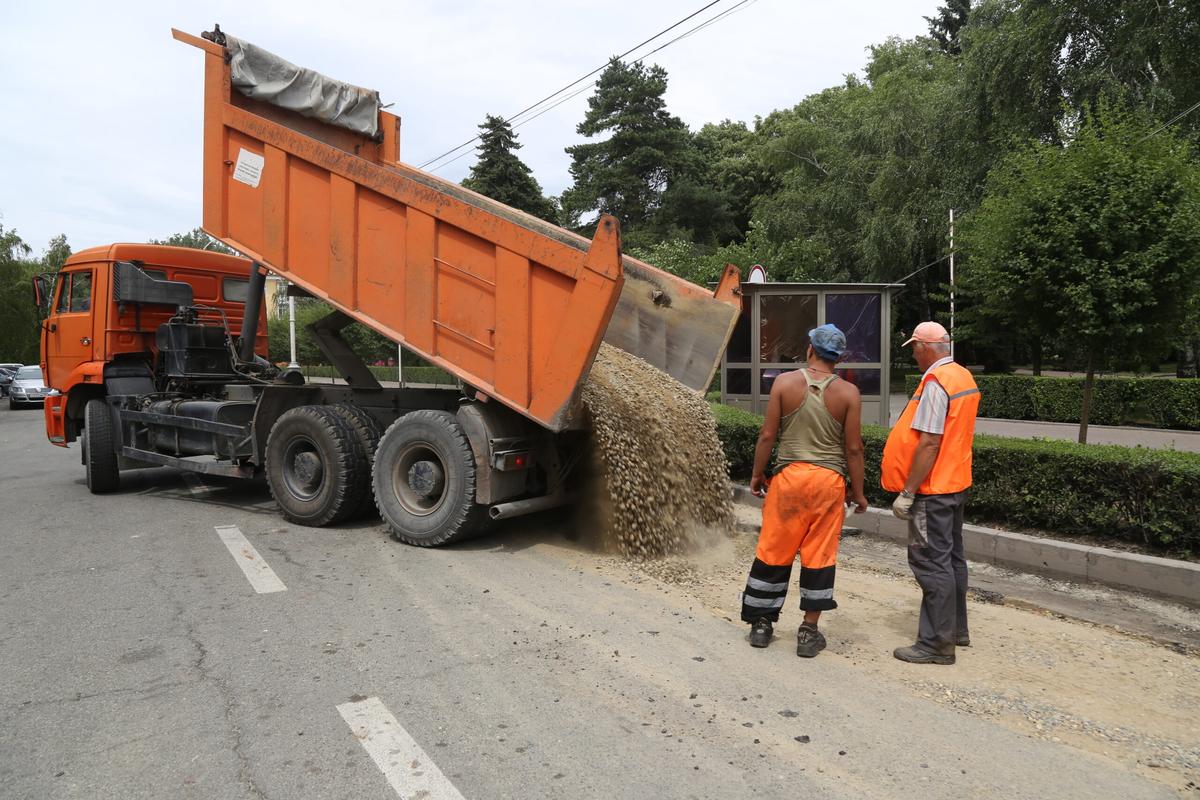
[881,361,981,495]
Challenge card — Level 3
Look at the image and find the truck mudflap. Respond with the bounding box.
[44,393,67,446]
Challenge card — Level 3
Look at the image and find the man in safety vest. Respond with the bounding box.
[882,321,980,665]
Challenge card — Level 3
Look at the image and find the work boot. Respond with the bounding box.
[956,635,971,647]
[749,618,773,648]
[893,644,955,665]
[795,623,826,658]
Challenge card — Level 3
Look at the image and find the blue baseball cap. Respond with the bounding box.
[808,324,847,361]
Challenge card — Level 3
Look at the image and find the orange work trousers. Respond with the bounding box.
[740,462,845,622]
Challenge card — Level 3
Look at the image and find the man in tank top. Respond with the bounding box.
[739,324,869,656]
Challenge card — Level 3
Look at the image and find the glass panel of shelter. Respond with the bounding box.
[720,288,887,416]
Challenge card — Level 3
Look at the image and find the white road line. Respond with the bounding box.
[213,525,286,594]
[338,697,467,800]
[181,471,214,496]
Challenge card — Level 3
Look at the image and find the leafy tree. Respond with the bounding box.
[462,115,558,223]
[958,104,1200,441]
[42,234,71,273]
[746,36,978,330]
[962,0,1200,149]
[151,227,235,254]
[560,58,693,245]
[655,120,773,246]
[0,225,40,365]
[925,0,971,54]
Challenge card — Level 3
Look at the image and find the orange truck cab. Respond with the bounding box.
[41,244,266,447]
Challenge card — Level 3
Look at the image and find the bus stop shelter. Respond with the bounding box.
[720,283,899,426]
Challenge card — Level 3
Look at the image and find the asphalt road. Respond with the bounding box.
[0,405,1180,799]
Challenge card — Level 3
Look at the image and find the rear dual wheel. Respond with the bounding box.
[372,410,489,547]
[265,405,371,527]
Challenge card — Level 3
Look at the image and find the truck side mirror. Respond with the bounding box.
[31,274,50,309]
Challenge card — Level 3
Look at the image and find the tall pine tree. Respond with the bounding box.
[462,115,557,223]
[561,58,693,242]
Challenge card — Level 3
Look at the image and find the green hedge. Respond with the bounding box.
[300,364,456,385]
[903,374,1200,430]
[711,402,1200,555]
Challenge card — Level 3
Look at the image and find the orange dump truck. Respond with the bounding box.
[36,26,741,546]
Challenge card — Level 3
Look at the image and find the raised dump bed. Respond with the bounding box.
[173,26,742,432]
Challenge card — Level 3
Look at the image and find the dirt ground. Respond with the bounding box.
[587,506,1200,796]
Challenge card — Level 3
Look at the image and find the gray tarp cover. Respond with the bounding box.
[226,36,380,138]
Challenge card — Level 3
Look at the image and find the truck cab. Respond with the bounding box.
[40,243,266,447]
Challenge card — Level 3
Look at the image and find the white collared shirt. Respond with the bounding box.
[912,356,955,434]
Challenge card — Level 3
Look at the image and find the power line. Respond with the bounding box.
[417,0,725,170]
[894,252,952,286]
[1137,97,1200,143]
[423,0,757,174]
[515,0,755,131]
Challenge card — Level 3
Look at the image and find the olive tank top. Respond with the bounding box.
[775,370,847,478]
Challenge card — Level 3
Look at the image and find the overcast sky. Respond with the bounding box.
[1,0,934,256]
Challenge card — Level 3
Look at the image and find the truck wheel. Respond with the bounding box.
[373,410,489,547]
[327,403,383,520]
[84,399,120,493]
[265,405,369,527]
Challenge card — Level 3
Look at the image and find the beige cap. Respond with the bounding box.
[902,321,950,347]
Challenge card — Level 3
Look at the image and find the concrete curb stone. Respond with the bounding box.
[730,485,1199,607]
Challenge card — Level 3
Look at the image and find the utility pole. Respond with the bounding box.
[949,208,956,359]
[397,344,404,387]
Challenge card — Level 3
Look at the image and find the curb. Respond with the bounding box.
[731,486,1200,608]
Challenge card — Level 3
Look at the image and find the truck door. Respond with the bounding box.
[45,268,97,391]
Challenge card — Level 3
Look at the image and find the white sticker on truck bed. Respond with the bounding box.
[233,148,264,188]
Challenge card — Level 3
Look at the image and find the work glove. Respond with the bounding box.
[892,492,915,520]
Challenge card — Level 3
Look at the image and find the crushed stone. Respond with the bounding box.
[581,342,735,559]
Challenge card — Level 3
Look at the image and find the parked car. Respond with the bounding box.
[8,365,48,409]
[0,366,17,398]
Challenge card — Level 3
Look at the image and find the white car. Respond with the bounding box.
[8,365,48,409]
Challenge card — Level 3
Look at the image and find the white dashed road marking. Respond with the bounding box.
[338,696,467,800]
[213,525,286,594]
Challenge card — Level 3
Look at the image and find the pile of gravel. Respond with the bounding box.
[581,343,734,558]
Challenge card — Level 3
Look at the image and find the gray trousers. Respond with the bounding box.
[907,492,969,655]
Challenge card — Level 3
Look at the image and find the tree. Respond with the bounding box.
[42,234,71,273]
[925,0,971,54]
[0,225,39,365]
[462,115,557,223]
[959,104,1200,442]
[746,37,978,314]
[560,58,693,245]
[654,120,772,246]
[962,0,1200,150]
[151,227,235,254]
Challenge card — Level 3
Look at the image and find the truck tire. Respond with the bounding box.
[373,409,489,547]
[84,399,120,493]
[326,403,383,520]
[265,405,369,527]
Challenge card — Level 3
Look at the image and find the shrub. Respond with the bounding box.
[711,402,1200,555]
[710,403,763,480]
[902,374,1200,430]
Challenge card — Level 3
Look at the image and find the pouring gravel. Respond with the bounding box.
[581,343,735,558]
